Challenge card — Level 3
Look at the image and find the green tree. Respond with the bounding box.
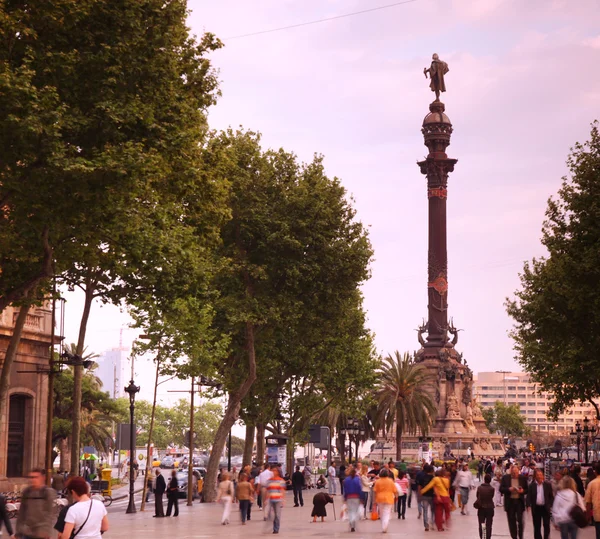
[506,122,600,420]
[483,402,530,437]
[0,0,223,473]
[199,130,373,500]
[374,351,437,460]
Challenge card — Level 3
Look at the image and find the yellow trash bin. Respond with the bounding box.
[101,468,112,496]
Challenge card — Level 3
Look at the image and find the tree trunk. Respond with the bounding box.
[70,279,95,475]
[337,431,346,464]
[243,422,254,468]
[0,302,32,429]
[395,408,402,461]
[140,353,161,511]
[286,439,294,474]
[256,423,265,466]
[203,322,257,502]
[60,437,71,471]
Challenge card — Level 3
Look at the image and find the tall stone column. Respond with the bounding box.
[418,101,457,349]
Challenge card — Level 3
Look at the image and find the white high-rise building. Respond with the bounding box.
[474,371,597,433]
[96,348,130,398]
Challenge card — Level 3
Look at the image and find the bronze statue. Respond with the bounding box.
[423,53,449,101]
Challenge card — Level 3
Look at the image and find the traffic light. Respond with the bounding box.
[529,442,535,452]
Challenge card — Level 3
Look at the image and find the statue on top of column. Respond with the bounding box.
[423,53,449,101]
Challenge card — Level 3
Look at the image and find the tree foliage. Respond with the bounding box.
[374,351,437,460]
[506,122,600,419]
[482,402,530,437]
[131,398,223,450]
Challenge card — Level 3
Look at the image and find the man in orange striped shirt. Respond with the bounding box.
[267,467,287,534]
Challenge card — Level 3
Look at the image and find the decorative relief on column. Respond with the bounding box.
[427,187,448,198]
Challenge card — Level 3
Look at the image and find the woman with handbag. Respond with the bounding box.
[552,476,587,539]
[475,474,495,539]
[62,477,109,539]
[217,471,234,525]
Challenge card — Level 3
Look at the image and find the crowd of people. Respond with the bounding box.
[209,456,600,538]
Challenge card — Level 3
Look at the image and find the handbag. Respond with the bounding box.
[71,500,94,539]
[473,499,481,509]
[570,494,588,529]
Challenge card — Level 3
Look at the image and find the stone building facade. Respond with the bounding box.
[0,304,53,490]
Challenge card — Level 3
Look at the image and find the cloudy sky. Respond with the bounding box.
[62,0,600,400]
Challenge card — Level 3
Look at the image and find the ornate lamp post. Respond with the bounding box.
[339,419,362,464]
[124,379,140,514]
[570,421,582,462]
[582,417,596,465]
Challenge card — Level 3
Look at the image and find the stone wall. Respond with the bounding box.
[0,305,53,490]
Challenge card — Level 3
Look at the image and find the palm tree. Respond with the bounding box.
[375,351,437,460]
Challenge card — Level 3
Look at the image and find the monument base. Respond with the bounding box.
[370,432,505,462]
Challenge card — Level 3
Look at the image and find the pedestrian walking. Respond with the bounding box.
[454,463,475,515]
[0,493,14,538]
[166,469,179,517]
[359,464,371,518]
[417,464,435,531]
[153,468,166,518]
[15,468,56,539]
[553,476,586,539]
[291,466,305,507]
[343,466,362,532]
[475,474,496,539]
[584,463,600,539]
[527,469,553,539]
[236,473,254,525]
[145,472,153,502]
[217,471,234,525]
[408,470,418,509]
[62,477,109,539]
[311,492,334,523]
[267,467,287,534]
[259,465,274,515]
[328,463,337,496]
[491,470,503,506]
[420,469,452,532]
[395,471,409,519]
[500,465,527,539]
[373,468,398,533]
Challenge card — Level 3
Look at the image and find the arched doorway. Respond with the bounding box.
[7,394,31,477]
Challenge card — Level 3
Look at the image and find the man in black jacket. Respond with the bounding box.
[166,470,179,517]
[154,469,166,518]
[292,466,305,507]
[500,465,528,539]
[526,469,553,539]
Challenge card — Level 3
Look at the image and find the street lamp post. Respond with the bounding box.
[124,379,140,514]
[582,417,596,465]
[570,421,582,462]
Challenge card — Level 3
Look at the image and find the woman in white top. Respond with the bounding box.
[552,475,585,539]
[63,477,109,539]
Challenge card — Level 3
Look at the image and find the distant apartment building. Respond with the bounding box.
[96,348,130,398]
[474,371,597,433]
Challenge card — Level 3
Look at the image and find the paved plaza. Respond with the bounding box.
[106,490,598,538]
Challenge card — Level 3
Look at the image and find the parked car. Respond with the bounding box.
[160,456,175,468]
[176,470,198,498]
